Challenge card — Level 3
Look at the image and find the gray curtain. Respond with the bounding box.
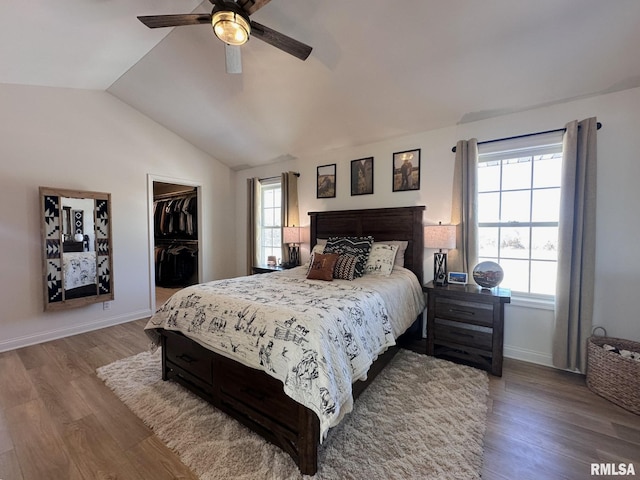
[449,139,479,275]
[246,177,260,275]
[553,117,598,372]
[281,172,300,264]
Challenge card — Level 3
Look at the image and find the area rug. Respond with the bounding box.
[97,349,489,479]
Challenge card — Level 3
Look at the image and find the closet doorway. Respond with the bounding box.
[148,175,202,310]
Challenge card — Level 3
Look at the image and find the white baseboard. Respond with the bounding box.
[504,344,553,368]
[0,309,153,353]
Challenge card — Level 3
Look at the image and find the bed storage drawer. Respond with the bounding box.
[164,331,213,385]
[160,329,314,470]
[216,357,298,432]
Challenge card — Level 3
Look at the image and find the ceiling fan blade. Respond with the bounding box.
[250,21,312,61]
[225,44,242,74]
[238,0,271,15]
[137,14,212,29]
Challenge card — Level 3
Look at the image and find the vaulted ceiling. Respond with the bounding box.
[3,0,640,170]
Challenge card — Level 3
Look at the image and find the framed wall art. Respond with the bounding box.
[393,148,421,192]
[317,164,336,198]
[351,157,374,196]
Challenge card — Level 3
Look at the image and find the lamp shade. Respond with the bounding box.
[424,223,456,250]
[283,226,301,244]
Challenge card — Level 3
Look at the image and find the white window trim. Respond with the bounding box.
[509,292,555,311]
[477,135,563,298]
[477,130,563,161]
[258,179,282,265]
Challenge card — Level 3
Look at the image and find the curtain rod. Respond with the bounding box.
[259,172,300,181]
[451,122,602,153]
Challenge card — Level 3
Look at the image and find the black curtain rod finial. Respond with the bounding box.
[451,122,602,153]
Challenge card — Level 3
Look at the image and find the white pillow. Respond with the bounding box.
[364,243,399,276]
[376,240,408,267]
[311,243,325,255]
[313,238,327,253]
[303,241,327,269]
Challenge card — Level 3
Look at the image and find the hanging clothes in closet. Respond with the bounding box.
[153,193,198,239]
[153,191,198,287]
[154,242,198,287]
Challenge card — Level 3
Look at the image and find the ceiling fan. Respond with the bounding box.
[137,0,312,74]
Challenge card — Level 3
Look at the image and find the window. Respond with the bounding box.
[259,179,281,264]
[477,133,563,297]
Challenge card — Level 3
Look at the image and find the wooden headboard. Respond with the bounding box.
[308,206,425,284]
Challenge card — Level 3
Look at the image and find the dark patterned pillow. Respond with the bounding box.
[333,254,358,280]
[324,236,374,278]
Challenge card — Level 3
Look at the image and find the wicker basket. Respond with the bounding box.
[586,335,640,415]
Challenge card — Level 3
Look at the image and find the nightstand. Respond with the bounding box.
[252,265,286,274]
[423,281,511,376]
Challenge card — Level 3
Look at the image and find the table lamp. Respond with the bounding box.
[424,222,457,285]
[283,226,301,267]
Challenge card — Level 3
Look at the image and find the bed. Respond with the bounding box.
[144,206,425,474]
[62,251,97,299]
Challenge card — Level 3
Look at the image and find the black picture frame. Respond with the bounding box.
[317,164,336,198]
[351,157,374,196]
[393,148,421,192]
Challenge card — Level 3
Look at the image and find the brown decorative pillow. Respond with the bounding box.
[306,253,340,281]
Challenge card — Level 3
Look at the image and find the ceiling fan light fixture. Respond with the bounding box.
[212,10,251,46]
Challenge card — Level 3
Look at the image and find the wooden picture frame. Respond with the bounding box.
[393,148,421,192]
[39,187,114,311]
[351,157,374,196]
[316,164,336,198]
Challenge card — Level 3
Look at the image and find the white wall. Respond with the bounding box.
[0,84,235,352]
[3,82,638,363]
[234,86,640,367]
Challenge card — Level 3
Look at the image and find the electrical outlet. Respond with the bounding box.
[103,301,112,310]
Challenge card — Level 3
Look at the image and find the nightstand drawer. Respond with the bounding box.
[433,318,493,351]
[434,297,494,327]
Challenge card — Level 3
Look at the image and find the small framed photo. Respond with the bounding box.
[393,148,421,192]
[448,271,468,285]
[351,157,374,196]
[317,164,336,198]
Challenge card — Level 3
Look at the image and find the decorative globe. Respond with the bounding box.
[472,261,504,288]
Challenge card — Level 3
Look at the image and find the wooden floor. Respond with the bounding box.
[484,358,640,480]
[1,316,639,479]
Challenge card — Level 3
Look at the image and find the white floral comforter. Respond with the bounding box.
[145,266,425,440]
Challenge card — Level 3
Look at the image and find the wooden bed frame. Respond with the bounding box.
[158,206,425,474]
